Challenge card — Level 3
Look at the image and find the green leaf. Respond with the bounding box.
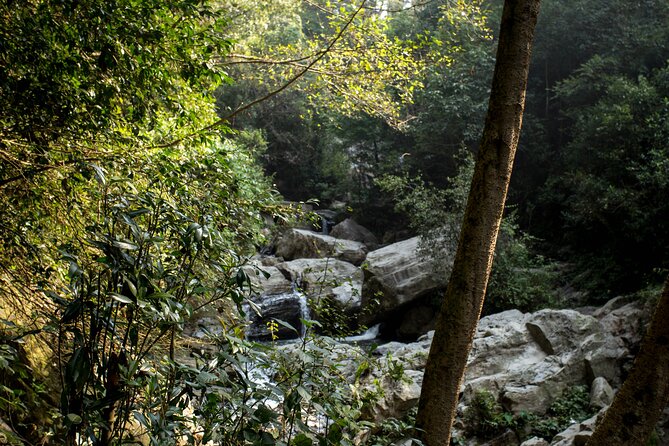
[296,385,311,403]
[112,240,139,250]
[66,413,82,424]
[291,433,313,446]
[197,371,218,384]
[274,319,297,334]
[253,404,277,423]
[110,293,134,304]
[90,164,107,186]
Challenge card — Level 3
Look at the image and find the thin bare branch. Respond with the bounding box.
[155,0,369,149]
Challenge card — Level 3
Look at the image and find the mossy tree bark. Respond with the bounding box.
[586,274,669,446]
[414,0,541,444]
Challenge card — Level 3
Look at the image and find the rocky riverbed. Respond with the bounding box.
[188,220,664,445]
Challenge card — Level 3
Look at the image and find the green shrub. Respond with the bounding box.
[377,152,559,314]
[365,407,425,446]
[463,390,520,440]
[530,386,595,440]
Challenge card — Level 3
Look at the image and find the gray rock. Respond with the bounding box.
[374,339,431,371]
[480,429,519,446]
[333,302,644,442]
[525,309,602,356]
[242,263,293,296]
[330,218,379,249]
[596,298,651,350]
[277,258,363,313]
[452,309,625,415]
[550,411,600,446]
[582,333,626,387]
[245,292,308,340]
[361,237,450,322]
[520,437,549,446]
[589,377,614,409]
[363,369,423,422]
[275,228,368,265]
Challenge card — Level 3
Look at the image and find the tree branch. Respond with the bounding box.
[154,0,369,149]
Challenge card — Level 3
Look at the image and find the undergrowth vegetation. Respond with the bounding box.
[378,151,560,315]
[459,387,595,443]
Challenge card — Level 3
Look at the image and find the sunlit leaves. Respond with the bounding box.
[220,0,447,128]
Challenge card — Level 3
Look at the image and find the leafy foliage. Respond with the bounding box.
[461,386,595,443]
[530,386,595,440]
[0,1,294,442]
[462,390,524,440]
[1,0,231,171]
[0,324,57,443]
[46,135,282,443]
[541,63,669,293]
[513,0,669,294]
[378,151,559,314]
[217,0,493,214]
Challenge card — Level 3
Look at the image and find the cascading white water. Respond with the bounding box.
[344,323,381,343]
[244,279,311,341]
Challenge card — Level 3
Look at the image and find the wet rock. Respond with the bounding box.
[520,437,549,446]
[245,292,308,340]
[277,258,363,313]
[243,263,293,296]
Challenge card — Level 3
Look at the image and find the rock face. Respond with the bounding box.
[361,236,450,323]
[364,369,423,422]
[469,309,625,414]
[589,377,614,409]
[245,291,309,340]
[549,411,602,446]
[276,258,363,313]
[242,262,293,296]
[330,218,379,250]
[350,304,640,446]
[275,228,368,265]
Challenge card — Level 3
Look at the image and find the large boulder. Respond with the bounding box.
[275,228,368,265]
[242,262,293,296]
[330,218,380,250]
[593,296,651,351]
[362,369,423,422]
[589,377,614,409]
[361,237,450,322]
[372,307,629,418]
[525,309,602,356]
[245,292,309,340]
[334,297,647,444]
[276,258,363,313]
[549,411,601,446]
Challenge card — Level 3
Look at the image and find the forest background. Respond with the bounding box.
[1,0,668,444]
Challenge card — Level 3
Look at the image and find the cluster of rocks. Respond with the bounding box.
[189,218,662,445]
[362,295,654,445]
[244,218,450,340]
[292,297,653,445]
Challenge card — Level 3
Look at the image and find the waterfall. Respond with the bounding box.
[320,214,329,235]
[344,324,381,344]
[244,280,311,341]
[296,291,309,338]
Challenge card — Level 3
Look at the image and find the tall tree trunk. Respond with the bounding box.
[414,1,541,444]
[587,274,669,446]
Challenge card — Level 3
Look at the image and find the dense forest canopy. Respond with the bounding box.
[224,0,669,294]
[1,0,668,444]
